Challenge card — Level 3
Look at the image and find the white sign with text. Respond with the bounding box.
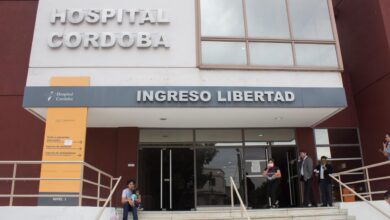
[29,0,195,67]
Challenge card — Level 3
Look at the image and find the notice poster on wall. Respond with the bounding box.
[251,161,262,173]
[38,77,89,206]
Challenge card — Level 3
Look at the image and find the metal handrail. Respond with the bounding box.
[329,175,390,219]
[96,176,122,220]
[334,160,390,174]
[329,160,390,219]
[0,160,119,207]
[230,176,250,220]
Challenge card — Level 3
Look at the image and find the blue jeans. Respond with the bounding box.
[123,202,138,220]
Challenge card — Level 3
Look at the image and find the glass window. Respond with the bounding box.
[196,148,245,206]
[295,44,338,67]
[330,160,363,172]
[330,146,362,158]
[245,147,268,160]
[272,139,296,145]
[139,129,193,143]
[289,0,334,40]
[314,129,329,145]
[244,129,295,143]
[201,41,247,65]
[249,43,293,66]
[196,129,242,142]
[316,146,362,160]
[198,0,340,69]
[316,146,331,160]
[315,128,363,173]
[200,0,245,37]
[246,0,290,38]
[307,128,366,203]
[328,129,359,145]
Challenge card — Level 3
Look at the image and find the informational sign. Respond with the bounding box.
[250,161,262,173]
[23,86,348,108]
[38,77,89,206]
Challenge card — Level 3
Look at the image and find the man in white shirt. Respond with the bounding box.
[298,151,316,207]
[121,179,138,220]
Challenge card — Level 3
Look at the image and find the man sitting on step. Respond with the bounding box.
[121,179,139,220]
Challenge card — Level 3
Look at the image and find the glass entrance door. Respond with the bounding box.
[286,148,299,206]
[168,148,195,210]
[196,147,245,207]
[138,128,298,210]
[138,148,194,211]
[244,147,269,208]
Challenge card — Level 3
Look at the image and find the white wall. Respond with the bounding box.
[0,207,116,220]
[26,68,344,88]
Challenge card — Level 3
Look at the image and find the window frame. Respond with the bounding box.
[314,128,364,162]
[196,0,344,71]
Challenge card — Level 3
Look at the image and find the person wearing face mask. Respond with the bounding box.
[263,159,282,208]
[378,133,390,160]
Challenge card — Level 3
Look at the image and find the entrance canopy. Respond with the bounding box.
[23,85,346,128]
[28,107,341,128]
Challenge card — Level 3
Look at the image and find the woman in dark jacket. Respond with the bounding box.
[263,158,282,208]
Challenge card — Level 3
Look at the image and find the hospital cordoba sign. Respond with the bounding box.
[48,8,170,49]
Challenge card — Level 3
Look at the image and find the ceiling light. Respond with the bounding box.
[274,116,283,121]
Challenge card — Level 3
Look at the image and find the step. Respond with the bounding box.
[116,207,353,220]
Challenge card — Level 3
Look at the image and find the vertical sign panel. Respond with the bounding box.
[38,77,89,206]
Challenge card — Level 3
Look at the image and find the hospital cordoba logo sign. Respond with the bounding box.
[47,91,75,102]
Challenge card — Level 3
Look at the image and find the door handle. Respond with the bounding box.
[164,178,170,182]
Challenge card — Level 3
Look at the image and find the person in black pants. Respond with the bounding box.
[314,156,333,207]
[298,151,317,207]
[263,158,282,208]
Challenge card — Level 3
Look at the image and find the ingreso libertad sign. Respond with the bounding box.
[23,86,348,108]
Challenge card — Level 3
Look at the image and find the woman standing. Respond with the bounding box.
[263,159,282,208]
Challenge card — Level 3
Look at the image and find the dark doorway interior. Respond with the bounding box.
[138,148,194,211]
[270,146,299,207]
